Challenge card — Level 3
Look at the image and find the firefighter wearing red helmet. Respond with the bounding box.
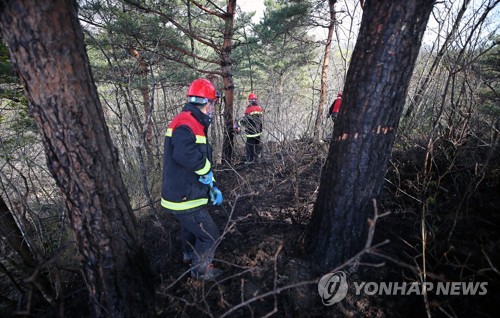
[161,78,223,281]
[327,92,342,121]
[237,93,263,164]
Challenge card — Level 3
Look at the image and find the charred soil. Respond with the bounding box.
[19,139,499,317]
[144,139,500,317]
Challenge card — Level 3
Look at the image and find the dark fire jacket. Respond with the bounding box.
[239,104,263,138]
[161,103,214,212]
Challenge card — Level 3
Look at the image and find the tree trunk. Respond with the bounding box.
[313,0,336,140]
[304,0,435,272]
[221,0,236,163]
[128,47,155,161]
[0,1,155,316]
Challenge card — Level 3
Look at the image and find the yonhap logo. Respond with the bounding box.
[318,271,348,305]
[317,271,489,306]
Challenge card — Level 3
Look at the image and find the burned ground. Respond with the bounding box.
[142,139,500,317]
[23,138,499,317]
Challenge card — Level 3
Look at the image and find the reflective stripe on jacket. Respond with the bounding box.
[161,103,213,212]
[239,105,263,138]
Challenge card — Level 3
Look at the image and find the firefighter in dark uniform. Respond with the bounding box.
[237,93,263,163]
[161,78,223,281]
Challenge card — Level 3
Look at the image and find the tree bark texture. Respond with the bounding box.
[305,0,435,272]
[0,1,155,317]
[221,0,236,163]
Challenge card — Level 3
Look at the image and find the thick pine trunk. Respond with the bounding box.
[221,0,236,163]
[305,0,434,272]
[0,1,155,316]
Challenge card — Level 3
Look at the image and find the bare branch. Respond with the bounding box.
[189,0,226,19]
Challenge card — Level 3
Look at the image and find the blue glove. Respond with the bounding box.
[198,171,214,188]
[210,187,223,205]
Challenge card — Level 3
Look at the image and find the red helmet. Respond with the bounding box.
[187,78,216,100]
[248,93,257,100]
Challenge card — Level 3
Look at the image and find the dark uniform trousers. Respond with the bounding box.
[174,207,220,271]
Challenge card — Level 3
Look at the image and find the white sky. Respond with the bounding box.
[237,1,500,46]
[238,0,265,23]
